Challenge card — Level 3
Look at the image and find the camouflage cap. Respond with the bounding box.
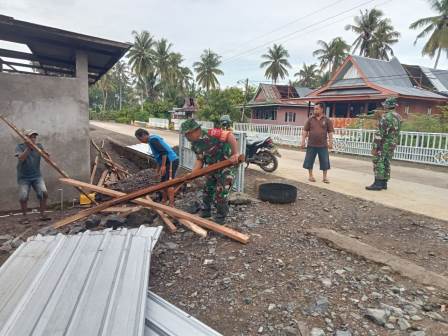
[382,97,398,109]
[180,119,201,134]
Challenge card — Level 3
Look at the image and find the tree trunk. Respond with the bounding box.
[434,47,442,69]
[119,82,122,111]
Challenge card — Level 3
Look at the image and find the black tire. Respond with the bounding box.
[258,183,297,204]
[259,151,278,173]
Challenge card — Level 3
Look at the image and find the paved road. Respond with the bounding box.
[91,121,448,221]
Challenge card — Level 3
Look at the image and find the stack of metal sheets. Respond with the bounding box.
[0,226,222,336]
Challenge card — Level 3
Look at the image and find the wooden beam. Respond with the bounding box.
[97,170,108,187]
[178,219,207,238]
[53,156,245,228]
[90,155,99,184]
[100,206,141,213]
[0,115,98,205]
[57,178,249,244]
[154,209,177,233]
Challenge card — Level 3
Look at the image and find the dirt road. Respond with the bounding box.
[90,121,448,222]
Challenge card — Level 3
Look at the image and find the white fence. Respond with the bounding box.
[136,119,448,166]
[234,123,448,166]
[178,131,246,192]
[148,118,169,129]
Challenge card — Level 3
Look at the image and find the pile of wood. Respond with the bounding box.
[90,140,130,187]
[54,156,250,244]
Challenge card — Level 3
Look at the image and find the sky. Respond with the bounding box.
[1,0,446,88]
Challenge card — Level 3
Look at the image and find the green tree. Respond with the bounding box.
[194,49,224,92]
[345,9,399,60]
[127,30,155,98]
[370,20,401,60]
[197,87,246,122]
[410,0,448,68]
[111,61,130,110]
[313,37,350,74]
[294,63,320,88]
[96,73,115,110]
[260,43,291,84]
[154,38,173,84]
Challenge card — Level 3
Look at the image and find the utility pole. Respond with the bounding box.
[240,78,249,122]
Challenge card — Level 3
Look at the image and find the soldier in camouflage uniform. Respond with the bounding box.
[366,97,402,191]
[181,119,240,223]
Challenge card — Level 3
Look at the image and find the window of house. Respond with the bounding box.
[428,107,432,115]
[253,107,277,120]
[405,105,410,115]
[284,112,296,123]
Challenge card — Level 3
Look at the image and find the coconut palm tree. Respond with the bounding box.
[260,44,291,84]
[97,73,115,111]
[193,49,224,92]
[370,20,401,60]
[154,38,173,83]
[410,0,448,68]
[313,37,350,74]
[294,63,320,88]
[127,30,155,97]
[112,61,129,110]
[345,9,385,57]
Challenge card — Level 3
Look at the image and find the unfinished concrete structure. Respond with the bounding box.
[0,15,130,211]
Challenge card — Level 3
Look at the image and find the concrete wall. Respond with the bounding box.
[0,70,90,211]
[250,106,309,126]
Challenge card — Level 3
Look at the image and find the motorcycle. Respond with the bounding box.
[245,136,281,172]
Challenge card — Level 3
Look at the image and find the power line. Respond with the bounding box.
[221,0,379,64]
[220,0,346,57]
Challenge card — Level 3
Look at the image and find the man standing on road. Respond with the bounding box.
[15,130,50,223]
[366,97,402,191]
[135,128,179,204]
[181,119,240,224]
[301,103,334,183]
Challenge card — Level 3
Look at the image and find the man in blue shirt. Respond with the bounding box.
[135,128,179,205]
[15,130,50,223]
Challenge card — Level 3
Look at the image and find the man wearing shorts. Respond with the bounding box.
[135,128,179,205]
[301,103,334,183]
[15,130,50,223]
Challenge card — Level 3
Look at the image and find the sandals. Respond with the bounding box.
[323,178,330,184]
[308,176,316,182]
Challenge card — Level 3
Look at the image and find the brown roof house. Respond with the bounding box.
[299,55,448,117]
[169,97,199,120]
[247,84,312,126]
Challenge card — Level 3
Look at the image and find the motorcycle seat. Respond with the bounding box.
[247,138,265,146]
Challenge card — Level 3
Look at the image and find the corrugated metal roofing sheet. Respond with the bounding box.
[145,291,222,336]
[0,226,162,336]
[420,66,448,93]
[352,56,413,88]
[380,84,447,99]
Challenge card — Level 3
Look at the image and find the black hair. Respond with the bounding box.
[135,128,149,138]
[316,102,325,108]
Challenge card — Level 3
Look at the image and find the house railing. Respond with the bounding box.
[136,119,448,166]
[233,123,448,166]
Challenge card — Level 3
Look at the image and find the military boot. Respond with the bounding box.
[365,178,383,191]
[199,207,212,218]
[214,203,229,224]
[382,180,388,190]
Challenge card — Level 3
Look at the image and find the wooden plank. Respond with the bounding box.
[154,209,177,233]
[53,156,245,228]
[0,115,98,205]
[308,228,448,291]
[178,219,207,238]
[57,178,249,244]
[100,206,141,213]
[97,170,108,187]
[90,155,99,184]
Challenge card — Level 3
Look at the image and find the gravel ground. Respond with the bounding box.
[0,128,446,336]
